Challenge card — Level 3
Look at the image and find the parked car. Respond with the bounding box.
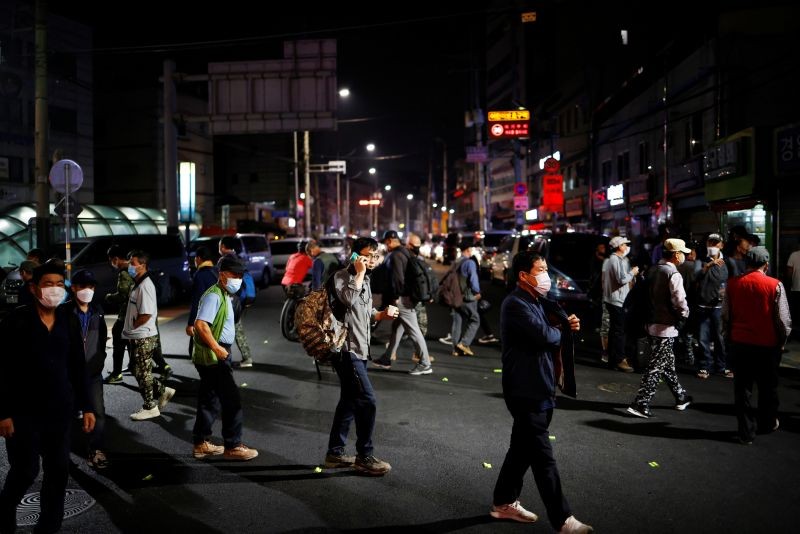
[269,237,306,279]
[189,233,276,287]
[477,230,513,277]
[14,234,193,309]
[490,232,609,351]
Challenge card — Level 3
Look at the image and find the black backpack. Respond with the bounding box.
[405,256,439,303]
[623,272,652,338]
[369,261,390,295]
[437,262,464,308]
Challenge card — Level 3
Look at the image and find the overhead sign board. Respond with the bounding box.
[465,145,489,163]
[488,110,530,121]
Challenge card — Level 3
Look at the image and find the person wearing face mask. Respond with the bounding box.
[723,246,792,445]
[0,260,96,534]
[62,269,110,469]
[104,245,135,384]
[489,251,592,533]
[190,256,259,461]
[602,236,639,372]
[627,239,693,419]
[695,234,730,379]
[122,250,175,421]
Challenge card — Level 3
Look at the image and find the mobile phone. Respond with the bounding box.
[349,252,360,262]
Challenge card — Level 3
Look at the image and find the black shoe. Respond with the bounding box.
[675,394,693,411]
[626,403,653,418]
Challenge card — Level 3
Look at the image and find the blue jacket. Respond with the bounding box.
[500,287,562,410]
[188,265,219,326]
[458,257,480,301]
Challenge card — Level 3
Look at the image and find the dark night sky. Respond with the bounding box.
[54,2,493,196]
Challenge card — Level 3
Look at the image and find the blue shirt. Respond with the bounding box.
[458,257,481,295]
[196,290,235,345]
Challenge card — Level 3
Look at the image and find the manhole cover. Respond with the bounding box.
[17,489,95,526]
[598,382,638,394]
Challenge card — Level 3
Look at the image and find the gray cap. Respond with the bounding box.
[745,246,769,266]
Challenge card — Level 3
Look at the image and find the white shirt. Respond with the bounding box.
[122,275,158,339]
[787,250,800,291]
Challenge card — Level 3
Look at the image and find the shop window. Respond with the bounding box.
[601,160,612,186]
[639,141,650,175]
[617,151,630,181]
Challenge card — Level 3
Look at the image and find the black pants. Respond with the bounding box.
[192,347,243,450]
[731,343,781,441]
[0,418,71,533]
[605,303,627,367]
[493,399,571,530]
[110,319,128,375]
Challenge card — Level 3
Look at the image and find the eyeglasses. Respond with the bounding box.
[363,254,381,260]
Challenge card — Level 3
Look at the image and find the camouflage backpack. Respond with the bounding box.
[294,274,347,362]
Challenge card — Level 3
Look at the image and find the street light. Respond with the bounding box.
[366,143,376,152]
[406,193,414,234]
[339,88,350,98]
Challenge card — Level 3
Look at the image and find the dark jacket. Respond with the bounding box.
[312,252,340,290]
[500,287,562,411]
[62,299,108,378]
[0,304,91,424]
[188,264,218,325]
[385,246,412,302]
[105,269,135,317]
[696,255,728,307]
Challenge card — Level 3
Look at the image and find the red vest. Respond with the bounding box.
[727,270,779,347]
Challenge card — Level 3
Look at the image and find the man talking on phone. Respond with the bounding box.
[324,237,399,476]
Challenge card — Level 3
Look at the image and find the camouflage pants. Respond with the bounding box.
[130,335,165,410]
[235,321,252,362]
[414,302,428,337]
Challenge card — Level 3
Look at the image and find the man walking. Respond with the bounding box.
[186,247,219,356]
[371,230,433,375]
[191,256,259,461]
[0,261,96,534]
[490,251,592,533]
[450,243,481,357]
[724,246,792,444]
[104,245,135,384]
[325,237,398,475]
[123,250,175,420]
[627,239,693,418]
[310,241,341,290]
[64,269,110,469]
[603,236,639,372]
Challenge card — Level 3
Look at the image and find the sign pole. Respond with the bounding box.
[64,163,71,280]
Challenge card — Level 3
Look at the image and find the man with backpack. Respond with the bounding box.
[448,243,482,357]
[219,237,256,369]
[325,237,399,475]
[371,231,433,375]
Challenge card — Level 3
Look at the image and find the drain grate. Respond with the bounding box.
[17,489,96,526]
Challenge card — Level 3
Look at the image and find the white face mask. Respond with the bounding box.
[533,272,551,296]
[622,247,631,257]
[707,247,719,257]
[38,286,66,309]
[76,288,95,303]
[225,278,243,294]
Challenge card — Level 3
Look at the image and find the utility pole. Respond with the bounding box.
[303,131,311,237]
[34,0,49,250]
[427,155,433,235]
[293,131,300,233]
[163,60,179,235]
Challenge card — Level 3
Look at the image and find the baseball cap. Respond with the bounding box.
[71,269,97,286]
[663,238,692,254]
[217,256,247,275]
[382,230,399,242]
[706,233,723,243]
[609,236,631,249]
[745,246,769,266]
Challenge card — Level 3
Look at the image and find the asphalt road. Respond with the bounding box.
[2,262,799,533]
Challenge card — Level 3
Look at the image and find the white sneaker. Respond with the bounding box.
[408,364,433,376]
[130,406,160,421]
[438,334,453,345]
[489,500,538,523]
[559,515,594,533]
[158,387,176,410]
